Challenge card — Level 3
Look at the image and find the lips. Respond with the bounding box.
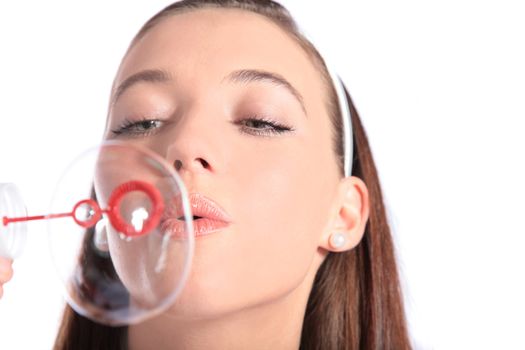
[160,193,231,237]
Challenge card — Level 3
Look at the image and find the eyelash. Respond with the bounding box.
[111,117,161,137]
[110,116,293,137]
[235,116,294,136]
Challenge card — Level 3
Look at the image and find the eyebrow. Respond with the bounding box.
[112,69,171,105]
[223,69,307,116]
[112,68,307,115]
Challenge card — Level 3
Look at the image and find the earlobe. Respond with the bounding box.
[320,176,370,253]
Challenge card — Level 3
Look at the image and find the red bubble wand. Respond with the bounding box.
[1,180,164,238]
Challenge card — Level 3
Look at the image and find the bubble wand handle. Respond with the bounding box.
[2,212,72,226]
[2,198,104,229]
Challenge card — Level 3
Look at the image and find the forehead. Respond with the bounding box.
[115,8,327,115]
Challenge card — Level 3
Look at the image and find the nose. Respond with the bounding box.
[168,143,214,180]
[165,111,218,179]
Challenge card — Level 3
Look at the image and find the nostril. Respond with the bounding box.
[198,158,210,169]
[174,160,183,171]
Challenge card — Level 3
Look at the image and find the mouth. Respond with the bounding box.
[178,215,202,221]
[160,193,231,238]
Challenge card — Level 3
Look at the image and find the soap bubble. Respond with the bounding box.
[47,140,194,326]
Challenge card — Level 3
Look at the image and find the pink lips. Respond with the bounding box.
[160,193,231,238]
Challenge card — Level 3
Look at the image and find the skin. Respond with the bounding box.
[0,258,13,299]
[105,8,370,350]
[2,7,370,350]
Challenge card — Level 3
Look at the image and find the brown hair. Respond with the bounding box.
[54,1,411,349]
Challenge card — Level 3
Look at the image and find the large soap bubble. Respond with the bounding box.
[46,140,194,326]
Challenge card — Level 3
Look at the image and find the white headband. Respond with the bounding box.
[326,65,354,177]
[292,14,355,177]
[310,48,354,177]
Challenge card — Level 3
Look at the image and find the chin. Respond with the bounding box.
[162,280,244,321]
[161,271,308,324]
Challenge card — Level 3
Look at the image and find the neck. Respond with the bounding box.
[128,273,316,350]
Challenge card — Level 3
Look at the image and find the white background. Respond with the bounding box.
[0,1,524,349]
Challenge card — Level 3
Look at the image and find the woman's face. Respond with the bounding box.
[104,9,341,318]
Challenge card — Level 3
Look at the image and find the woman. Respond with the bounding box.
[1,0,411,348]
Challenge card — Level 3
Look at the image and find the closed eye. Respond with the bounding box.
[110,116,294,138]
[110,118,163,137]
[235,116,293,137]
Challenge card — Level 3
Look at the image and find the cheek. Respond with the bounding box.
[228,144,331,293]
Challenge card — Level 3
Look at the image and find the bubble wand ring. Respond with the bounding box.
[107,180,165,237]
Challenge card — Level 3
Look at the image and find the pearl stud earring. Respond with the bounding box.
[329,232,347,249]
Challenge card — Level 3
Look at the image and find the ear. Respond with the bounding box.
[319,176,370,253]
